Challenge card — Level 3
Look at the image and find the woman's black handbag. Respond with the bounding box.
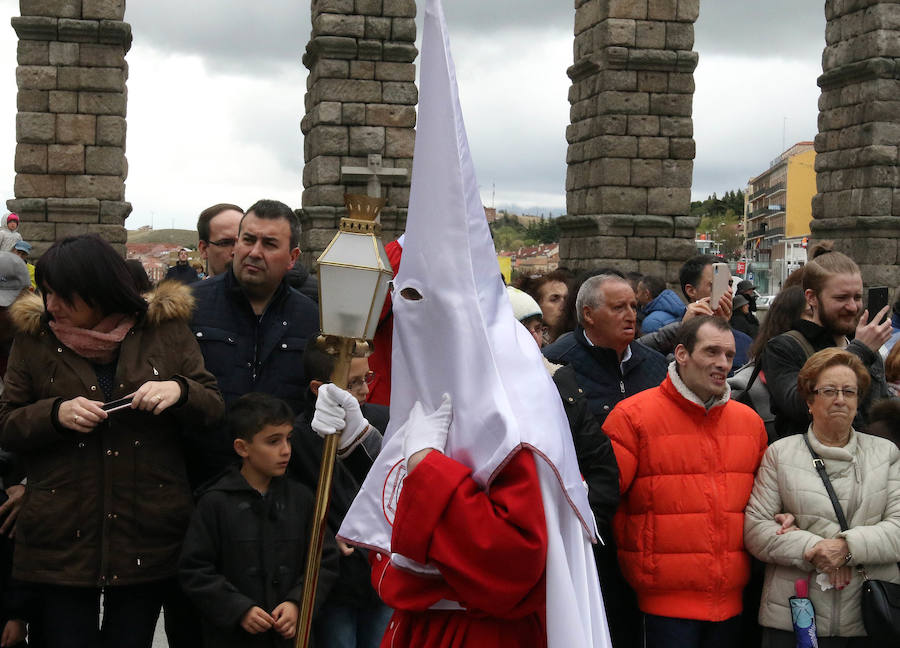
[803,435,900,642]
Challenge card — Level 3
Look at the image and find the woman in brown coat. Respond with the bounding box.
[0,235,224,648]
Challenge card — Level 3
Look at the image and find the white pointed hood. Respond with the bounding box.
[339,1,611,645]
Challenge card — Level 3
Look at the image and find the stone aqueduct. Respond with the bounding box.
[8,0,900,288]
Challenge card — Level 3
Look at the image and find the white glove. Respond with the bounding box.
[312,383,372,457]
[401,393,453,469]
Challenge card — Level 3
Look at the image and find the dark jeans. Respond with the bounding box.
[643,613,742,648]
[314,603,394,648]
[39,582,165,648]
[761,627,876,648]
[161,581,202,648]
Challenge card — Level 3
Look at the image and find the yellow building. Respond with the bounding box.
[744,142,816,293]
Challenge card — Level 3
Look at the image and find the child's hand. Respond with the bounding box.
[240,606,274,634]
[272,601,300,639]
[1,619,26,647]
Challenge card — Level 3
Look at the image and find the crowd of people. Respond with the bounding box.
[0,195,897,648]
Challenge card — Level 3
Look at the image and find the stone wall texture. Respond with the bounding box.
[299,0,417,268]
[9,0,131,256]
[812,0,900,288]
[560,0,699,281]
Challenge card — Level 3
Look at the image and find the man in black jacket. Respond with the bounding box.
[543,274,667,427]
[191,200,319,414]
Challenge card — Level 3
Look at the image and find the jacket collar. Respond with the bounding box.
[795,318,846,350]
[665,361,731,411]
[223,268,291,316]
[574,324,640,373]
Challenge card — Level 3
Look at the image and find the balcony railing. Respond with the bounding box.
[750,206,784,218]
[747,228,767,239]
[764,227,785,238]
[766,181,785,195]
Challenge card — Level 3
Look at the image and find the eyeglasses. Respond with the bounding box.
[207,238,237,248]
[347,371,376,391]
[527,323,549,336]
[812,387,858,399]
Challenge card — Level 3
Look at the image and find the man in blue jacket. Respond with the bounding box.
[190,199,319,415]
[636,274,686,334]
[543,273,668,427]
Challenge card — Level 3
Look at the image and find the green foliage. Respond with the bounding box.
[126,229,198,247]
[690,189,746,261]
[488,214,559,252]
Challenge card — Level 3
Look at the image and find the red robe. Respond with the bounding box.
[372,449,548,647]
[367,239,403,406]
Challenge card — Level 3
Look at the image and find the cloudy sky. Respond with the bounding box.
[0,0,825,229]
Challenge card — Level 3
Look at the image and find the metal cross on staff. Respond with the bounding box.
[341,154,408,199]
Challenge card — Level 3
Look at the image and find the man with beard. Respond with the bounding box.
[762,243,893,438]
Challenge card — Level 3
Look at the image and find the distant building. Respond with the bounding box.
[126,243,190,284]
[484,207,498,222]
[504,243,560,276]
[744,142,816,293]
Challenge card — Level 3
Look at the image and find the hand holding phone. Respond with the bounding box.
[710,263,732,313]
[867,286,889,326]
[101,395,135,413]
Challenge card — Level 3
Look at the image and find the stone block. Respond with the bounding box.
[312,59,349,81]
[392,17,416,41]
[87,224,126,242]
[16,112,55,144]
[386,127,415,157]
[58,19,100,43]
[79,43,125,67]
[659,116,692,137]
[635,21,666,48]
[342,103,367,125]
[650,93,693,116]
[314,101,342,125]
[375,62,415,82]
[20,0,81,18]
[365,16,391,40]
[308,126,349,155]
[314,13,365,38]
[382,0,416,18]
[387,184,410,206]
[65,174,124,200]
[675,0,698,21]
[858,145,897,166]
[303,156,341,186]
[58,67,125,92]
[17,89,49,112]
[635,215,674,236]
[638,136,669,158]
[661,159,693,187]
[670,137,695,159]
[56,223,89,238]
[16,65,57,90]
[356,0,383,16]
[6,198,47,222]
[99,200,131,224]
[849,187,892,217]
[349,61,375,79]
[637,71,668,93]
[10,16,58,41]
[668,72,695,94]
[382,41,417,62]
[648,0,677,20]
[358,40,383,60]
[589,135,638,158]
[56,114,96,144]
[47,197,100,222]
[628,236,658,259]
[631,159,662,186]
[600,187,647,213]
[17,41,50,65]
[49,42,79,65]
[665,22,694,49]
[638,259,668,277]
[19,223,56,240]
[48,144,85,174]
[15,144,48,174]
[349,126,385,155]
[313,79,382,103]
[314,0,353,12]
[82,0,126,20]
[85,146,125,175]
[605,0,648,20]
[97,20,132,49]
[382,81,417,104]
[366,104,416,127]
[648,187,690,215]
[656,236,695,261]
[673,215,699,237]
[49,90,78,113]
[302,184,346,208]
[598,91,649,115]
[96,115,126,146]
[598,158,631,185]
[14,173,66,198]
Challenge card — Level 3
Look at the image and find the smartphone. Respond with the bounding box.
[867,286,890,325]
[101,396,133,413]
[710,262,732,309]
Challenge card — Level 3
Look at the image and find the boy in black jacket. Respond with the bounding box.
[179,393,338,648]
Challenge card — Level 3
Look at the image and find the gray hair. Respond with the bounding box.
[575,274,630,326]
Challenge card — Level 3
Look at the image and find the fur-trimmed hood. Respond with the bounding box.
[9,279,195,336]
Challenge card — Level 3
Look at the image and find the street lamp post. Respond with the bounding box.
[294,194,394,648]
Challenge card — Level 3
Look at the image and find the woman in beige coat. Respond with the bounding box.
[745,348,900,647]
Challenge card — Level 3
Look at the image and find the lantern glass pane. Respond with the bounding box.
[319,264,380,339]
[364,271,393,339]
[324,232,379,268]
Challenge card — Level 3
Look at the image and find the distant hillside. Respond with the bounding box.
[127,229,198,247]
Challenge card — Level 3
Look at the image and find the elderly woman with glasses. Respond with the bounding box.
[744,348,900,647]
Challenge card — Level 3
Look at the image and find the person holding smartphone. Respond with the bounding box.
[0,235,224,648]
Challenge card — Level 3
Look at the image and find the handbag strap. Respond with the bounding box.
[802,434,850,531]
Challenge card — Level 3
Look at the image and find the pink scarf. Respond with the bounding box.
[50,314,136,364]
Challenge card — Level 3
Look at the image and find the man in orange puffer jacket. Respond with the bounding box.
[603,316,768,648]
